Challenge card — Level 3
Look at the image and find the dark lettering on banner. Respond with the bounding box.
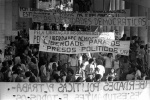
[78,36,96,41]
[17,83,45,92]
[23,12,32,17]
[103,81,147,91]
[75,17,92,26]
[88,39,121,47]
[119,49,129,55]
[103,92,142,100]
[46,40,84,47]
[58,83,100,93]
[52,36,76,41]
[16,94,59,100]
[47,46,76,53]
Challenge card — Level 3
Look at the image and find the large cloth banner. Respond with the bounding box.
[0,81,150,100]
[32,16,147,27]
[39,39,130,55]
[29,30,115,44]
[19,7,130,18]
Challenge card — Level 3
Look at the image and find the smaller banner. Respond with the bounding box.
[29,30,115,44]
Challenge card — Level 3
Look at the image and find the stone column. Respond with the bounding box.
[130,3,138,37]
[119,0,125,38]
[148,8,150,69]
[138,5,147,44]
[110,0,116,31]
[0,0,6,60]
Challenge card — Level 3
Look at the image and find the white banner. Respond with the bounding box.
[0,81,149,100]
[39,39,130,56]
[19,7,130,18]
[29,30,115,44]
[32,16,147,27]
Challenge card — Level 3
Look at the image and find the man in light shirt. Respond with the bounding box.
[135,67,141,80]
[103,53,113,76]
[68,54,78,75]
[95,58,105,78]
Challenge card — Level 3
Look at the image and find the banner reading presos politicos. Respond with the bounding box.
[39,39,130,56]
[29,30,115,44]
[0,81,149,100]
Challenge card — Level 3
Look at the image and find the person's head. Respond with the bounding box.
[108,76,113,81]
[66,75,73,82]
[31,57,37,64]
[110,68,115,73]
[63,63,68,69]
[8,60,13,66]
[123,34,126,38]
[56,76,63,82]
[25,71,32,78]
[88,58,94,64]
[52,63,57,71]
[107,53,113,58]
[96,58,103,65]
[140,45,144,49]
[115,55,119,60]
[60,71,67,77]
[29,76,36,82]
[2,61,7,67]
[76,77,83,82]
[86,77,93,82]
[95,74,102,82]
[0,49,2,54]
[67,68,74,76]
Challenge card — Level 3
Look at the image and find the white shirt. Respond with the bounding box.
[85,64,95,75]
[114,60,119,70]
[68,57,78,66]
[104,56,113,68]
[97,65,105,77]
[48,62,58,71]
[135,70,141,79]
[126,74,135,80]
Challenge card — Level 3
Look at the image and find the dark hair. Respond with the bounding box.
[140,45,144,49]
[25,71,32,77]
[76,77,83,82]
[2,61,7,67]
[66,76,72,82]
[67,68,74,75]
[29,76,36,82]
[95,74,102,81]
[8,60,13,66]
[86,77,93,82]
[107,53,112,57]
[108,76,113,81]
[89,58,94,64]
[31,57,36,64]
[56,76,63,82]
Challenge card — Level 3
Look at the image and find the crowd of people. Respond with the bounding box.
[0,29,149,82]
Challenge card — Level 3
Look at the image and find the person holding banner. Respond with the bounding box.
[99,53,113,78]
[68,54,78,76]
